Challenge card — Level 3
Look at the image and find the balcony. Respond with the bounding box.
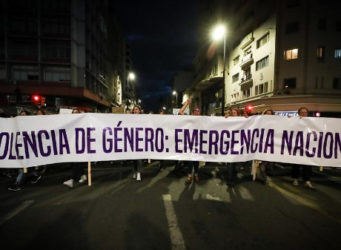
[240,53,254,69]
[239,74,253,86]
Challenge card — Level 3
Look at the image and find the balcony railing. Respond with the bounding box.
[240,53,254,68]
[239,74,253,86]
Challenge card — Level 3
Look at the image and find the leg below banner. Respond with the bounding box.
[88,162,92,187]
[252,160,259,181]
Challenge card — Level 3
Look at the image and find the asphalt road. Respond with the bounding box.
[1,162,341,250]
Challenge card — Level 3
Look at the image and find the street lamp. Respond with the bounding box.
[211,24,227,116]
[127,72,136,106]
[128,72,135,81]
[172,90,178,107]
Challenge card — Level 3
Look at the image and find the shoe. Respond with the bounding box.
[136,172,141,181]
[79,174,87,183]
[63,179,74,188]
[8,184,21,191]
[185,176,192,184]
[132,172,137,179]
[31,175,42,184]
[292,179,299,186]
[305,181,314,189]
[194,175,199,182]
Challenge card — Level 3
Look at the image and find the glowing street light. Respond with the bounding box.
[128,72,136,81]
[211,25,226,41]
[211,24,227,116]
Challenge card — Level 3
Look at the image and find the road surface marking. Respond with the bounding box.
[162,194,186,250]
[0,200,34,226]
[206,194,222,201]
[270,182,341,224]
[238,186,254,201]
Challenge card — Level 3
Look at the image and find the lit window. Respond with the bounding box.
[284,49,298,60]
[334,49,341,58]
[317,47,325,59]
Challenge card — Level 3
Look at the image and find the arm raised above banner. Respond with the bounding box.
[179,98,191,115]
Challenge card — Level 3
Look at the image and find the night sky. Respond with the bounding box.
[115,0,199,112]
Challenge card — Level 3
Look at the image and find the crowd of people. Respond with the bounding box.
[0,101,316,191]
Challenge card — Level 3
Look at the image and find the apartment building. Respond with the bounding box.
[186,0,341,116]
[0,0,131,113]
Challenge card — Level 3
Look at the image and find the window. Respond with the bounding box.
[317,18,327,30]
[9,41,38,60]
[233,56,240,66]
[256,56,269,70]
[232,73,239,83]
[43,41,70,60]
[9,17,37,34]
[257,33,269,48]
[333,78,341,89]
[264,82,268,92]
[255,82,268,95]
[284,49,298,60]
[243,88,251,98]
[12,65,39,81]
[284,78,296,89]
[44,67,70,82]
[317,47,325,59]
[334,49,341,58]
[42,17,70,36]
[286,21,299,34]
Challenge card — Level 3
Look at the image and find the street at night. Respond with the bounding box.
[1,162,341,250]
[1,0,341,249]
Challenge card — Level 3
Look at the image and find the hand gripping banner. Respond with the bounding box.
[0,113,340,168]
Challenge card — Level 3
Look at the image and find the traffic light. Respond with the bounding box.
[246,104,254,113]
[31,94,46,107]
[31,94,41,104]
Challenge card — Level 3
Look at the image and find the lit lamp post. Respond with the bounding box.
[128,72,136,105]
[172,90,178,107]
[211,24,227,116]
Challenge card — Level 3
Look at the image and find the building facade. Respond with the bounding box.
[185,0,341,117]
[0,0,131,113]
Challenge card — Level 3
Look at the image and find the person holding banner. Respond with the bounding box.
[132,105,143,181]
[179,99,201,184]
[225,108,240,187]
[8,110,42,191]
[256,108,275,184]
[63,108,87,188]
[291,107,314,189]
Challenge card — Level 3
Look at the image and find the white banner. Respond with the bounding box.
[0,114,340,168]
